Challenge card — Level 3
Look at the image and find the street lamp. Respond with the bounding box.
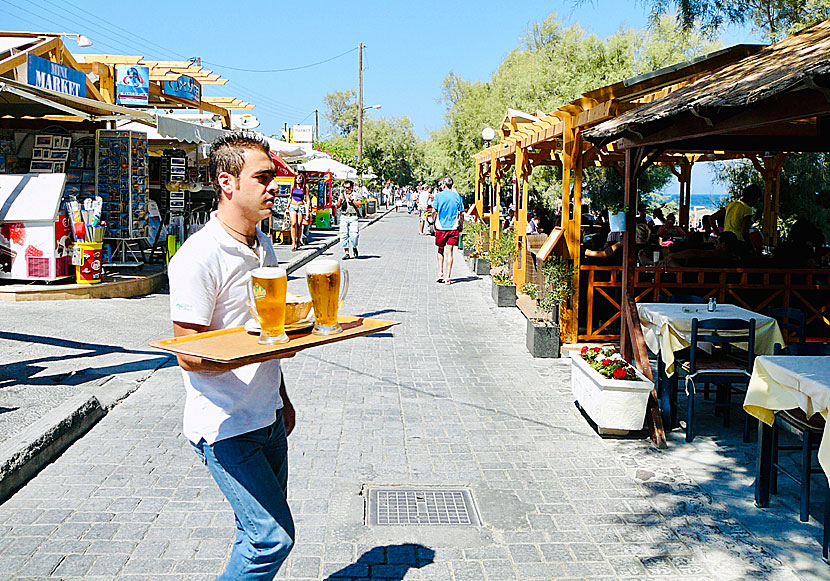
[19,32,93,47]
[481,126,495,147]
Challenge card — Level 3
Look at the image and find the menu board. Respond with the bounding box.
[95,130,148,240]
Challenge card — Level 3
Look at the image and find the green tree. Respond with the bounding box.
[635,0,830,40]
[323,90,359,137]
[424,13,717,201]
[362,116,422,186]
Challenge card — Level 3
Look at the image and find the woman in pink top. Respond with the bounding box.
[288,174,310,251]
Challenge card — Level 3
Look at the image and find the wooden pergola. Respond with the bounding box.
[583,18,830,365]
[473,44,763,343]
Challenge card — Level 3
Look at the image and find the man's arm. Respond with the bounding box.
[741,214,752,243]
[279,372,295,436]
[173,321,293,372]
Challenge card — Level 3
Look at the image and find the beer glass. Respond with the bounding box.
[247,266,289,345]
[306,259,349,335]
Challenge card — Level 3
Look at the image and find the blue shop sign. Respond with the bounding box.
[162,74,201,105]
[27,54,86,98]
[115,65,149,106]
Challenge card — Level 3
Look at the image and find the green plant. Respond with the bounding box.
[521,282,539,300]
[534,258,574,321]
[486,227,517,284]
[580,346,637,380]
[461,220,488,258]
[607,204,629,214]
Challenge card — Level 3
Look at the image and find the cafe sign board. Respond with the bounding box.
[162,74,201,106]
[115,65,149,106]
[26,54,86,98]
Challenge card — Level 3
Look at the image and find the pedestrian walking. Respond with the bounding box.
[168,132,296,580]
[432,176,464,284]
[288,173,310,251]
[395,191,402,212]
[418,186,431,235]
[338,180,361,259]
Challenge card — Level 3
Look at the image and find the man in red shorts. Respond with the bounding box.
[431,176,464,285]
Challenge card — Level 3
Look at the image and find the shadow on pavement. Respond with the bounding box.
[357,308,406,318]
[446,276,479,284]
[325,544,434,580]
[0,331,173,387]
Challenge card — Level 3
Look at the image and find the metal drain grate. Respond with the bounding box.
[367,488,479,526]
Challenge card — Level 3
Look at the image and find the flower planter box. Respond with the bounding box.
[526,319,560,358]
[474,258,490,275]
[570,351,652,435]
[491,282,516,307]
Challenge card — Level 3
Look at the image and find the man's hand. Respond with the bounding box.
[173,322,293,372]
[279,375,295,436]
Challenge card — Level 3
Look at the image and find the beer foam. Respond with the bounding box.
[305,259,339,276]
[251,266,286,279]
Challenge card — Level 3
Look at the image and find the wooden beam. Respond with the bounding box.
[78,54,144,65]
[0,37,61,77]
[616,90,830,150]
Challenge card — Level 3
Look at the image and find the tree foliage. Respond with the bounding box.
[323,90,359,137]
[637,0,830,40]
[429,14,718,202]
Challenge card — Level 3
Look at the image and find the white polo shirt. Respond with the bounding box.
[168,213,282,445]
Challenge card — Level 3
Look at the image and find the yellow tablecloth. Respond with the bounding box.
[744,356,830,478]
[637,303,785,376]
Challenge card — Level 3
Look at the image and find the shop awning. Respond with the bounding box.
[269,152,296,177]
[263,136,307,161]
[0,77,155,123]
[156,114,230,143]
[297,156,359,180]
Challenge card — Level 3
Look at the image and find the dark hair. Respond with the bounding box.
[741,183,763,203]
[343,180,354,188]
[209,131,270,201]
[441,176,453,189]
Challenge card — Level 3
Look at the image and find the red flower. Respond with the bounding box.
[602,359,613,366]
[613,367,628,379]
[592,347,601,353]
[581,346,589,354]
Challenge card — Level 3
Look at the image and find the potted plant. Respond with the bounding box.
[460,221,489,272]
[488,228,517,307]
[571,345,653,435]
[524,258,573,358]
[608,204,628,233]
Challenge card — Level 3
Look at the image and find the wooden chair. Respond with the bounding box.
[770,342,830,524]
[768,307,807,344]
[680,318,756,442]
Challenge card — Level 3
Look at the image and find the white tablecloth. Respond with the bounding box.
[637,303,785,375]
[744,356,830,478]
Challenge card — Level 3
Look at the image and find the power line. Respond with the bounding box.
[200,46,359,73]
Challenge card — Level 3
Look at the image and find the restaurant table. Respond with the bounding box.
[637,303,785,376]
[744,355,830,508]
[637,303,785,430]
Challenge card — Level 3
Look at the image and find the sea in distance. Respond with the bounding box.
[660,192,732,211]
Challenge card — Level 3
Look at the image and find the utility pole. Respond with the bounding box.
[314,109,319,143]
[358,42,364,164]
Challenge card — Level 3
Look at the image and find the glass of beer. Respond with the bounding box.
[247,266,289,345]
[306,259,349,335]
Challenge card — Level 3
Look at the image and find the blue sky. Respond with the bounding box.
[2,0,760,191]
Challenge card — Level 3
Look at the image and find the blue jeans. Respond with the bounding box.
[192,417,294,580]
[340,215,359,249]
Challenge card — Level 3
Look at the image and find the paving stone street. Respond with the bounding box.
[0,211,827,580]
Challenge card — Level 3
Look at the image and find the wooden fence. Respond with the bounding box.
[579,265,830,342]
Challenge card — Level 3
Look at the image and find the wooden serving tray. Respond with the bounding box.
[149,316,399,364]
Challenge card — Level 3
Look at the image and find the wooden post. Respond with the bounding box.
[620,147,640,361]
[489,152,501,247]
[753,153,786,245]
[514,146,529,286]
[474,160,482,219]
[560,115,579,343]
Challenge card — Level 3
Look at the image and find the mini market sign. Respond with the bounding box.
[26,54,86,98]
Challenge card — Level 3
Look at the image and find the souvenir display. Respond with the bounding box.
[95,130,148,240]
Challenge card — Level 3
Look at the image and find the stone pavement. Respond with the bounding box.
[0,210,826,580]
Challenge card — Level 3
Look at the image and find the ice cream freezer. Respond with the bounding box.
[0,173,73,281]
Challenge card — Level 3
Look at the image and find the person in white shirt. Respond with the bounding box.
[418,186,432,235]
[168,132,296,580]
